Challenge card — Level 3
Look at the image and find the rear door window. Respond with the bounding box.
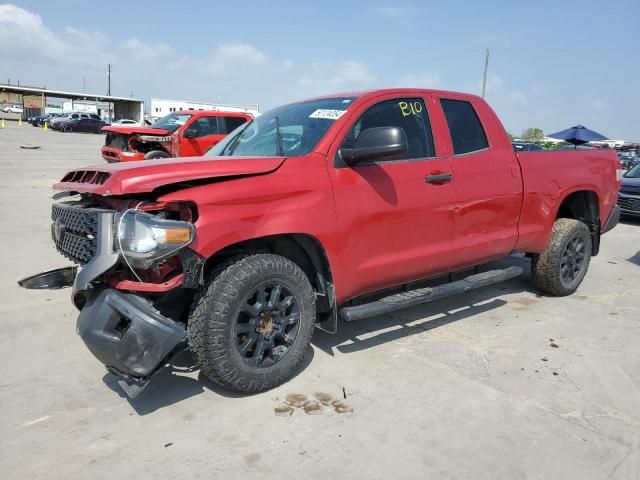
[192,116,220,137]
[222,116,249,134]
[440,99,489,155]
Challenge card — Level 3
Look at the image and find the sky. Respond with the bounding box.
[1,1,639,139]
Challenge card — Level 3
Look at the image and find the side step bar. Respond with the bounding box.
[339,266,523,322]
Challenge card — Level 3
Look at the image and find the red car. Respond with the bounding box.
[23,88,621,396]
[101,110,253,162]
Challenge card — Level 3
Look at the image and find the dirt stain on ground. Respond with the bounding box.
[275,392,353,416]
[511,296,539,310]
[245,453,261,466]
[285,393,308,407]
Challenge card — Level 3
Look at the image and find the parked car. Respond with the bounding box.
[101,110,253,161]
[29,113,64,127]
[512,142,543,152]
[56,114,108,133]
[20,88,621,397]
[110,119,139,126]
[2,104,23,113]
[618,153,639,171]
[618,163,640,217]
[51,113,104,131]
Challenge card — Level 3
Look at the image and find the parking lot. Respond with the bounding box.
[1,121,639,479]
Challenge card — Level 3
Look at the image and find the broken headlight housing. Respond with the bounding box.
[114,210,195,267]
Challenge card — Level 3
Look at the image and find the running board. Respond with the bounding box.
[339,266,523,322]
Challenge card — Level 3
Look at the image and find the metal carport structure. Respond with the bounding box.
[0,84,144,122]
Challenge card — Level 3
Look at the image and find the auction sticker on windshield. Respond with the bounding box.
[309,109,347,120]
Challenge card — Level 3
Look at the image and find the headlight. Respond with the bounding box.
[114,210,195,263]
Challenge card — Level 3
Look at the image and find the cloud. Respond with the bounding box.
[0,4,413,109]
[395,72,440,88]
[299,61,377,95]
[370,6,424,23]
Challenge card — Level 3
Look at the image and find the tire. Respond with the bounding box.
[531,218,592,296]
[188,254,316,393]
[63,125,72,133]
[144,150,171,160]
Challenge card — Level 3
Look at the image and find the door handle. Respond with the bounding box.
[426,172,453,184]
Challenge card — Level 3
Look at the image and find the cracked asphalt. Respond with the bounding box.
[1,122,639,479]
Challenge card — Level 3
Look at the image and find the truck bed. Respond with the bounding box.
[515,148,619,253]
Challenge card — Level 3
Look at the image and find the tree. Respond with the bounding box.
[521,127,544,143]
[507,131,517,141]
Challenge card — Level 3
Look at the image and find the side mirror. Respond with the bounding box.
[183,128,198,138]
[341,126,408,164]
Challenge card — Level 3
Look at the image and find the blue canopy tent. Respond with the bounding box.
[548,124,609,149]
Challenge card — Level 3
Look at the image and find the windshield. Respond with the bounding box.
[151,113,193,132]
[207,97,356,157]
[624,164,640,178]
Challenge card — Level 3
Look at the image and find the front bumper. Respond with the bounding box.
[101,146,145,163]
[77,289,187,391]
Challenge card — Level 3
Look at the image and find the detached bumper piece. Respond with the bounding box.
[77,289,187,397]
[18,266,77,289]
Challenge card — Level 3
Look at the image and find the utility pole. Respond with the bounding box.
[107,63,112,121]
[481,49,490,98]
[83,76,86,94]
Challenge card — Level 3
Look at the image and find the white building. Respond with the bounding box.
[150,98,259,119]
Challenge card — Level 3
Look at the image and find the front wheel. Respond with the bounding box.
[188,254,316,393]
[62,125,72,133]
[531,218,592,296]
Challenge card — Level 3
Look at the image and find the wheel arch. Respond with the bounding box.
[554,189,601,255]
[203,233,337,330]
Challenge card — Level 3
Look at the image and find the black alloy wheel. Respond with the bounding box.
[560,236,586,286]
[234,282,301,368]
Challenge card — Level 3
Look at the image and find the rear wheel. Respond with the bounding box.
[188,254,316,393]
[531,218,592,296]
[144,150,171,160]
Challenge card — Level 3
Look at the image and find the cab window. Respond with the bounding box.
[192,116,220,137]
[341,98,435,161]
[440,99,489,155]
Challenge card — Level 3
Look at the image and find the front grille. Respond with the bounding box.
[51,203,111,264]
[617,195,640,213]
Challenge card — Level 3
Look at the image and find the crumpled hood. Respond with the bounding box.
[54,156,286,195]
[101,125,172,135]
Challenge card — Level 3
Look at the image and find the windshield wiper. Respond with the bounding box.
[274,115,284,156]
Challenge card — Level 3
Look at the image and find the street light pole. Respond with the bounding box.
[83,76,86,94]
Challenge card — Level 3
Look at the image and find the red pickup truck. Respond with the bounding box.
[101,110,253,162]
[21,88,621,396]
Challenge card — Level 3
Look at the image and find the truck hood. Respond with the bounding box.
[102,125,172,135]
[54,156,286,195]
